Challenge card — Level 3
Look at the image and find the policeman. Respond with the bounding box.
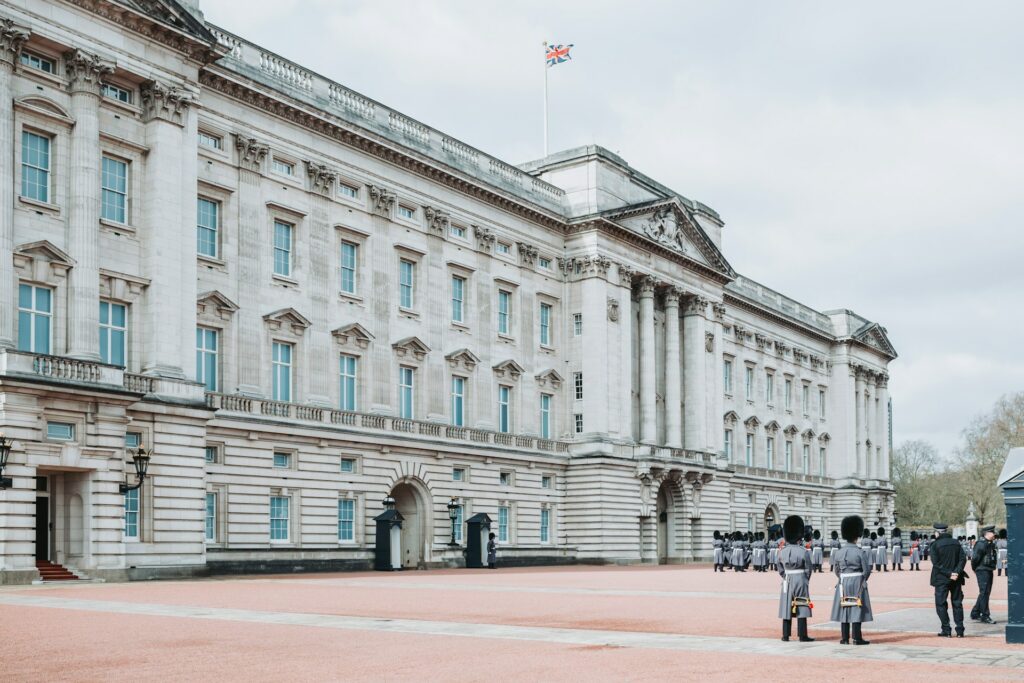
[970,525,998,624]
[930,522,968,637]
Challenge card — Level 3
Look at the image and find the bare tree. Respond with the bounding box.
[955,392,1024,525]
[891,440,938,525]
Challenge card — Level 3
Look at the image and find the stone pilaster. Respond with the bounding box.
[682,294,709,451]
[854,367,866,477]
[304,161,335,406]
[708,302,727,454]
[581,262,609,439]
[233,133,268,395]
[0,19,29,349]
[64,50,114,361]
[863,373,873,478]
[369,185,396,413]
[638,275,657,444]
[876,374,889,480]
[616,264,635,441]
[425,205,446,422]
[663,288,682,448]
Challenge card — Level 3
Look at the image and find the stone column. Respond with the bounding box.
[368,186,396,413]
[617,264,634,441]
[863,374,873,478]
[304,161,336,406]
[64,50,113,361]
[0,20,29,349]
[876,374,889,479]
[682,295,708,451]
[638,275,657,444]
[708,303,727,454]
[581,258,610,438]
[233,134,268,395]
[854,367,866,477]
[663,288,682,448]
[424,208,449,422]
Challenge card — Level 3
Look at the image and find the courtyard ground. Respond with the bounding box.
[1,563,1018,681]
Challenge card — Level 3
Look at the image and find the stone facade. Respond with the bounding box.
[0,0,895,583]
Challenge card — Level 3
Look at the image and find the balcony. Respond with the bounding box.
[204,392,571,455]
[0,350,123,388]
[731,463,832,486]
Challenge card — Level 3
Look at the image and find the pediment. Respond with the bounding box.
[121,0,220,45]
[723,410,740,426]
[332,323,375,349]
[853,323,898,360]
[15,240,75,267]
[743,415,760,430]
[445,348,480,371]
[818,432,831,443]
[492,359,526,380]
[783,425,799,438]
[263,307,311,335]
[604,199,735,278]
[534,368,564,389]
[801,428,816,441]
[392,336,430,360]
[764,420,781,434]
[197,290,238,320]
[15,96,74,125]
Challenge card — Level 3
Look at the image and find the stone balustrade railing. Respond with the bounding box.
[205,392,571,454]
[732,464,832,486]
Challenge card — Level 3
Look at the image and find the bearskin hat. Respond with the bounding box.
[841,515,864,543]
[783,515,804,544]
[878,527,885,536]
[910,530,918,541]
[713,530,721,540]
[831,530,839,540]
[870,532,877,540]
[812,529,821,540]
[1000,528,1008,540]
[893,527,902,538]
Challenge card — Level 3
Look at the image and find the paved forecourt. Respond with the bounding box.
[2,564,1018,682]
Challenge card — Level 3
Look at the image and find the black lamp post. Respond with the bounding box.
[893,509,899,526]
[447,497,460,546]
[0,433,12,489]
[875,508,883,526]
[382,495,396,511]
[119,444,151,494]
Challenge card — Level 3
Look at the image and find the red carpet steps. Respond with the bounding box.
[35,560,80,582]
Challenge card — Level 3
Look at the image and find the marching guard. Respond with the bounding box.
[713,530,725,572]
[909,531,922,571]
[876,527,889,572]
[831,515,873,645]
[828,530,841,570]
[752,532,768,572]
[997,529,1008,577]
[811,530,824,573]
[778,515,815,642]
[768,525,782,571]
[731,531,746,572]
[891,528,903,571]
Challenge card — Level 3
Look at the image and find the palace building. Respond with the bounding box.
[0,0,895,583]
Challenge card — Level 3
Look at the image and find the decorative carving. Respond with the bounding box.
[492,359,525,380]
[801,428,816,442]
[809,354,825,370]
[534,368,564,389]
[0,19,30,65]
[712,302,726,320]
[607,297,620,322]
[744,415,761,431]
[196,290,237,321]
[783,424,799,438]
[64,49,115,95]
[516,241,538,266]
[642,206,688,253]
[685,471,714,519]
[367,184,396,217]
[663,287,683,306]
[792,348,808,363]
[705,331,715,352]
[764,420,780,435]
[424,206,450,237]
[774,340,789,356]
[755,333,770,350]
[262,308,312,336]
[392,336,430,361]
[617,263,635,287]
[638,274,657,296]
[558,254,612,279]
[876,373,889,389]
[473,224,495,251]
[723,411,740,427]
[444,348,480,371]
[140,80,194,125]
[332,323,374,349]
[234,134,269,171]
[304,160,337,195]
[683,294,709,316]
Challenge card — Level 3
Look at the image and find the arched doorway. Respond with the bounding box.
[655,479,684,564]
[390,480,428,568]
[764,504,780,533]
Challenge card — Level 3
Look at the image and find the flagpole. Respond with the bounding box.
[542,41,549,157]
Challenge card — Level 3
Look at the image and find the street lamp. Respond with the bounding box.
[447,497,460,546]
[875,508,883,526]
[382,495,396,511]
[119,444,151,494]
[893,509,899,526]
[0,433,12,489]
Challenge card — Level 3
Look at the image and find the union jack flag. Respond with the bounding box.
[546,43,573,67]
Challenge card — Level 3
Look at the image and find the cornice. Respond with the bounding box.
[723,291,835,346]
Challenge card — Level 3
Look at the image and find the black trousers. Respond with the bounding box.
[935,582,965,634]
[971,570,993,619]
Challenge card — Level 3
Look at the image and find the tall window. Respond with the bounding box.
[273,220,293,277]
[399,366,414,418]
[101,156,128,223]
[17,284,51,354]
[340,354,357,411]
[574,372,583,400]
[99,301,127,367]
[539,393,552,439]
[724,429,733,459]
[498,505,509,542]
[573,313,582,336]
[765,372,774,404]
[338,498,355,541]
[124,488,139,540]
[540,508,550,543]
[453,504,464,543]
[539,303,551,346]
[802,384,810,415]
[451,376,465,426]
[497,290,511,335]
[197,197,219,258]
[744,366,754,401]
[205,492,216,542]
[745,433,753,466]
[196,327,218,392]
[802,444,810,475]
[340,241,358,294]
[766,437,775,469]
[819,390,826,419]
[269,496,290,541]
[271,341,292,402]
[21,130,50,202]
[784,379,793,409]
[451,275,465,322]
[818,447,826,476]
[574,413,583,434]
[723,359,733,394]
[785,441,793,472]
[399,259,415,309]
[497,385,511,433]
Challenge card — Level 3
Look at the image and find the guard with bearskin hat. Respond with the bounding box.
[831,515,873,644]
[731,531,745,571]
[876,527,889,571]
[891,528,903,571]
[777,515,814,642]
[828,530,841,570]
[713,530,725,572]
[752,532,767,571]
[997,528,1008,577]
[909,531,922,571]
[811,530,824,572]
[768,525,782,571]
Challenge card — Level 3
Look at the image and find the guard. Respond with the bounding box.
[970,525,998,624]
[891,527,903,571]
[713,530,725,572]
[811,529,824,573]
[997,528,1008,577]
[830,515,872,645]
[930,522,968,637]
[778,515,814,642]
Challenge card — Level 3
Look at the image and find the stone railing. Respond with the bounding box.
[732,464,832,486]
[663,448,718,466]
[0,350,123,386]
[124,372,156,393]
[205,392,570,454]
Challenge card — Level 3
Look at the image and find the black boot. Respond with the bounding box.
[782,619,792,642]
[852,623,870,645]
[797,618,815,642]
[840,623,850,644]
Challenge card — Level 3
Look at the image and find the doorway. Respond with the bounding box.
[35,476,50,561]
[391,482,426,568]
[656,482,674,564]
[764,504,780,534]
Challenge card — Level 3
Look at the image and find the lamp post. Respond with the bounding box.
[119,444,151,494]
[0,433,12,489]
[893,509,899,526]
[382,495,396,511]
[447,497,460,546]
[875,508,883,526]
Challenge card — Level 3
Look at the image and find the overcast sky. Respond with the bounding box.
[201,0,1024,459]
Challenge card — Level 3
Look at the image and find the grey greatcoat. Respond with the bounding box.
[859,537,873,557]
[891,537,903,565]
[875,536,888,566]
[777,543,813,619]
[997,539,1008,570]
[752,539,767,568]
[909,540,922,564]
[830,543,874,623]
[731,542,744,567]
[487,539,497,565]
[811,538,824,566]
[828,538,841,565]
[769,541,780,567]
[713,538,725,565]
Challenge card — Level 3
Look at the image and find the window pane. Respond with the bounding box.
[197,198,219,257]
[273,222,292,276]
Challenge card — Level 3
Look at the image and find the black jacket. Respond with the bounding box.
[971,538,997,572]
[930,533,968,587]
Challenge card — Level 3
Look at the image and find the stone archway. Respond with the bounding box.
[390,478,430,569]
[655,478,686,564]
[764,503,781,533]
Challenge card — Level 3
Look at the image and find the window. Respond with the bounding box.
[124,487,139,540]
[573,313,582,337]
[538,257,552,270]
[338,499,355,541]
[497,290,511,335]
[399,366,414,419]
[340,458,356,473]
[20,50,55,74]
[196,327,219,392]
[802,384,810,415]
[100,156,128,223]
[272,158,294,176]
[540,508,550,543]
[452,467,465,482]
[785,441,793,472]
[724,429,733,459]
[47,422,73,440]
[204,446,218,463]
[451,275,465,322]
[17,284,51,354]
[723,359,733,394]
[451,376,465,426]
[745,433,753,467]
[205,492,217,542]
[784,379,793,409]
[125,432,141,448]
[101,83,132,104]
[541,475,552,489]
[453,504,464,543]
[819,390,826,419]
[574,372,583,401]
[99,301,127,367]
[198,131,222,150]
[21,131,50,202]
[500,471,512,486]
[539,394,552,439]
[574,413,583,434]
[539,303,551,346]
[339,182,359,199]
[340,241,358,294]
[496,242,511,255]
[273,451,291,468]
[339,354,358,411]
[273,220,293,277]
[498,385,511,433]
[766,437,775,469]
[271,341,293,402]
[765,372,774,404]
[818,447,826,476]
[802,444,810,475]
[399,259,415,309]
[397,205,415,220]
[269,496,290,541]
[196,197,219,258]
[744,366,754,401]
[498,505,509,542]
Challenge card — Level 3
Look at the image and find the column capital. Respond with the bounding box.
[663,286,683,307]
[876,373,889,389]
[638,274,657,297]
[712,302,726,320]
[140,79,195,125]
[64,49,114,95]
[234,133,269,171]
[682,294,709,316]
[0,19,30,66]
[616,262,634,287]
[305,160,337,195]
